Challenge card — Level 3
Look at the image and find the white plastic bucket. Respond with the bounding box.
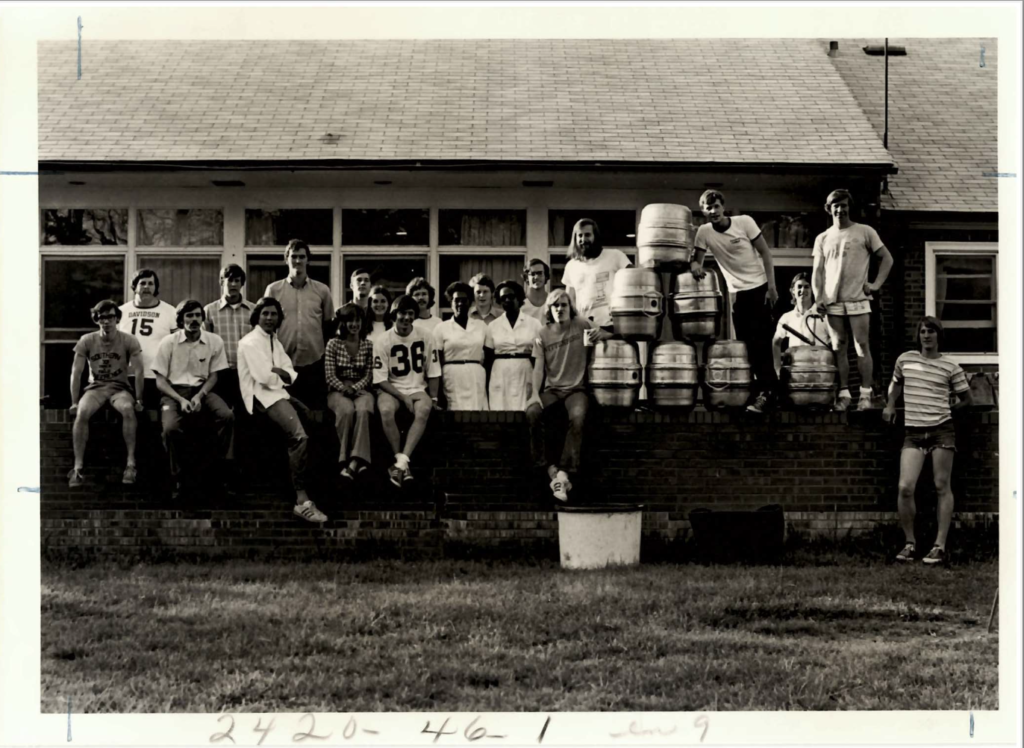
[556,504,643,570]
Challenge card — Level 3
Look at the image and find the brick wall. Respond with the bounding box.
[40,405,1000,558]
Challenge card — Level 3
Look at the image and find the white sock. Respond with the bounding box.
[860,386,873,398]
[839,388,852,399]
[395,453,410,470]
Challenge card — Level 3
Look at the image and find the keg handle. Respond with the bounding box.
[642,290,663,318]
[705,380,730,391]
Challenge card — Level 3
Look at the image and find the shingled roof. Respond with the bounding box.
[38,39,893,168]
[825,38,997,212]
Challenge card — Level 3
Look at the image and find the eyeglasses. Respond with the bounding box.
[96,314,117,321]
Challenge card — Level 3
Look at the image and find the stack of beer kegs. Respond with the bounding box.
[637,204,695,271]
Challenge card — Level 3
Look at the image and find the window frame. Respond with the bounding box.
[925,242,998,365]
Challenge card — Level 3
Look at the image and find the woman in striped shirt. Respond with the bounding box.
[325,303,376,481]
[884,316,972,565]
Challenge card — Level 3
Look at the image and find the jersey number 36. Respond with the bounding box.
[389,341,426,377]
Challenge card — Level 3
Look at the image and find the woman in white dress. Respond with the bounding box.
[489,280,542,411]
[430,281,494,410]
[365,285,392,347]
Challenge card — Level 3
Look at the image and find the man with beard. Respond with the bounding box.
[119,268,177,408]
[407,277,442,335]
[152,300,234,500]
[430,281,494,411]
[521,258,551,323]
[562,218,630,343]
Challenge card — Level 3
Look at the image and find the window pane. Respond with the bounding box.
[439,255,525,300]
[137,209,224,246]
[246,257,333,303]
[548,210,636,247]
[944,328,997,354]
[342,209,429,246]
[43,257,125,328]
[42,209,128,246]
[937,302,996,322]
[43,343,85,409]
[139,257,222,308]
[246,209,333,246]
[439,209,526,246]
[340,256,426,305]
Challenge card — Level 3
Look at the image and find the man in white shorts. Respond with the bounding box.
[812,189,894,412]
[119,268,177,408]
[373,294,441,486]
[562,218,630,343]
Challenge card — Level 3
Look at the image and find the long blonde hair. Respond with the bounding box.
[543,288,577,324]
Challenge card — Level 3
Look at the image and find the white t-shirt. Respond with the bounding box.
[118,300,177,378]
[694,215,768,293]
[775,308,830,348]
[413,316,442,335]
[372,326,435,396]
[521,296,546,323]
[561,248,632,328]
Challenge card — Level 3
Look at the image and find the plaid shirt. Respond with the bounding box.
[203,297,255,368]
[324,338,374,394]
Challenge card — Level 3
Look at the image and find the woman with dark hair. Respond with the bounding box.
[430,281,494,410]
[366,284,393,346]
[884,316,972,565]
[237,296,328,524]
[489,280,542,410]
[325,303,375,481]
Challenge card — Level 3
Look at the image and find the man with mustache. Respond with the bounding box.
[561,219,630,343]
[152,299,234,500]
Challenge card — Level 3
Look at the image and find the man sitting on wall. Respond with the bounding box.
[407,277,442,335]
[119,268,177,408]
[203,263,255,410]
[152,299,235,501]
[67,300,145,488]
[521,258,551,323]
[562,218,630,343]
[468,273,501,325]
[812,188,894,412]
[264,239,334,409]
[373,294,441,487]
[526,289,592,503]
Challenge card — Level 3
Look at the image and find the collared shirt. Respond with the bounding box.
[236,326,299,415]
[152,330,229,387]
[469,305,501,325]
[203,296,255,368]
[263,275,334,367]
[324,338,374,394]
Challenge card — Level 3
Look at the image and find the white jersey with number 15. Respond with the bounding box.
[372,326,435,396]
[118,300,177,378]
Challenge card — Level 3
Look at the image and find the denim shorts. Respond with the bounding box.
[903,421,957,454]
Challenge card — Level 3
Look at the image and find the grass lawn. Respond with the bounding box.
[41,557,998,712]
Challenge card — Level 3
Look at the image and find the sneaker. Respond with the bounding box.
[122,465,137,485]
[402,465,415,483]
[293,500,328,523]
[746,392,771,414]
[550,470,572,502]
[895,542,916,563]
[922,545,946,565]
[387,464,405,488]
[856,393,874,412]
[834,393,853,412]
[67,468,84,488]
[339,464,355,482]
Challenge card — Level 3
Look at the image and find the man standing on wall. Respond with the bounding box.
[690,190,780,414]
[521,258,551,322]
[264,239,334,409]
[812,189,894,412]
[203,263,255,409]
[350,267,373,310]
[119,268,177,408]
[562,218,630,343]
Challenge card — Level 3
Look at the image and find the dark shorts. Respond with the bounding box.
[903,421,957,454]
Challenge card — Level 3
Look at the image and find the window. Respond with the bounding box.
[439,209,526,246]
[548,210,637,248]
[340,256,427,306]
[137,257,223,308]
[246,256,333,304]
[342,209,429,246]
[137,209,224,246]
[246,209,333,246]
[438,254,525,317]
[926,243,998,362]
[42,209,128,246]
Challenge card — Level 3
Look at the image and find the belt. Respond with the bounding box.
[493,353,531,360]
[443,360,483,366]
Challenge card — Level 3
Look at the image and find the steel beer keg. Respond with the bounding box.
[588,339,642,408]
[703,339,752,408]
[610,268,663,341]
[637,204,695,269]
[670,271,723,340]
[781,345,838,408]
[648,341,700,408]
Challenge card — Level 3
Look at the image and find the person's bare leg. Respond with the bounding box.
[849,314,873,393]
[402,398,432,458]
[72,399,102,469]
[897,447,927,544]
[377,393,402,455]
[826,314,850,390]
[932,448,956,549]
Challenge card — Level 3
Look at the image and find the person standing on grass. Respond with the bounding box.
[489,280,542,411]
[526,288,592,503]
[562,218,630,343]
[430,281,494,411]
[812,188,894,412]
[152,300,235,501]
[468,273,501,325]
[67,300,145,488]
[365,285,393,347]
[203,263,255,410]
[237,297,328,524]
[690,190,779,414]
[521,258,551,323]
[884,316,972,565]
[350,268,373,311]
[119,268,177,409]
[407,277,442,335]
[325,303,375,482]
[373,294,441,487]
[772,272,831,377]
[263,239,334,409]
